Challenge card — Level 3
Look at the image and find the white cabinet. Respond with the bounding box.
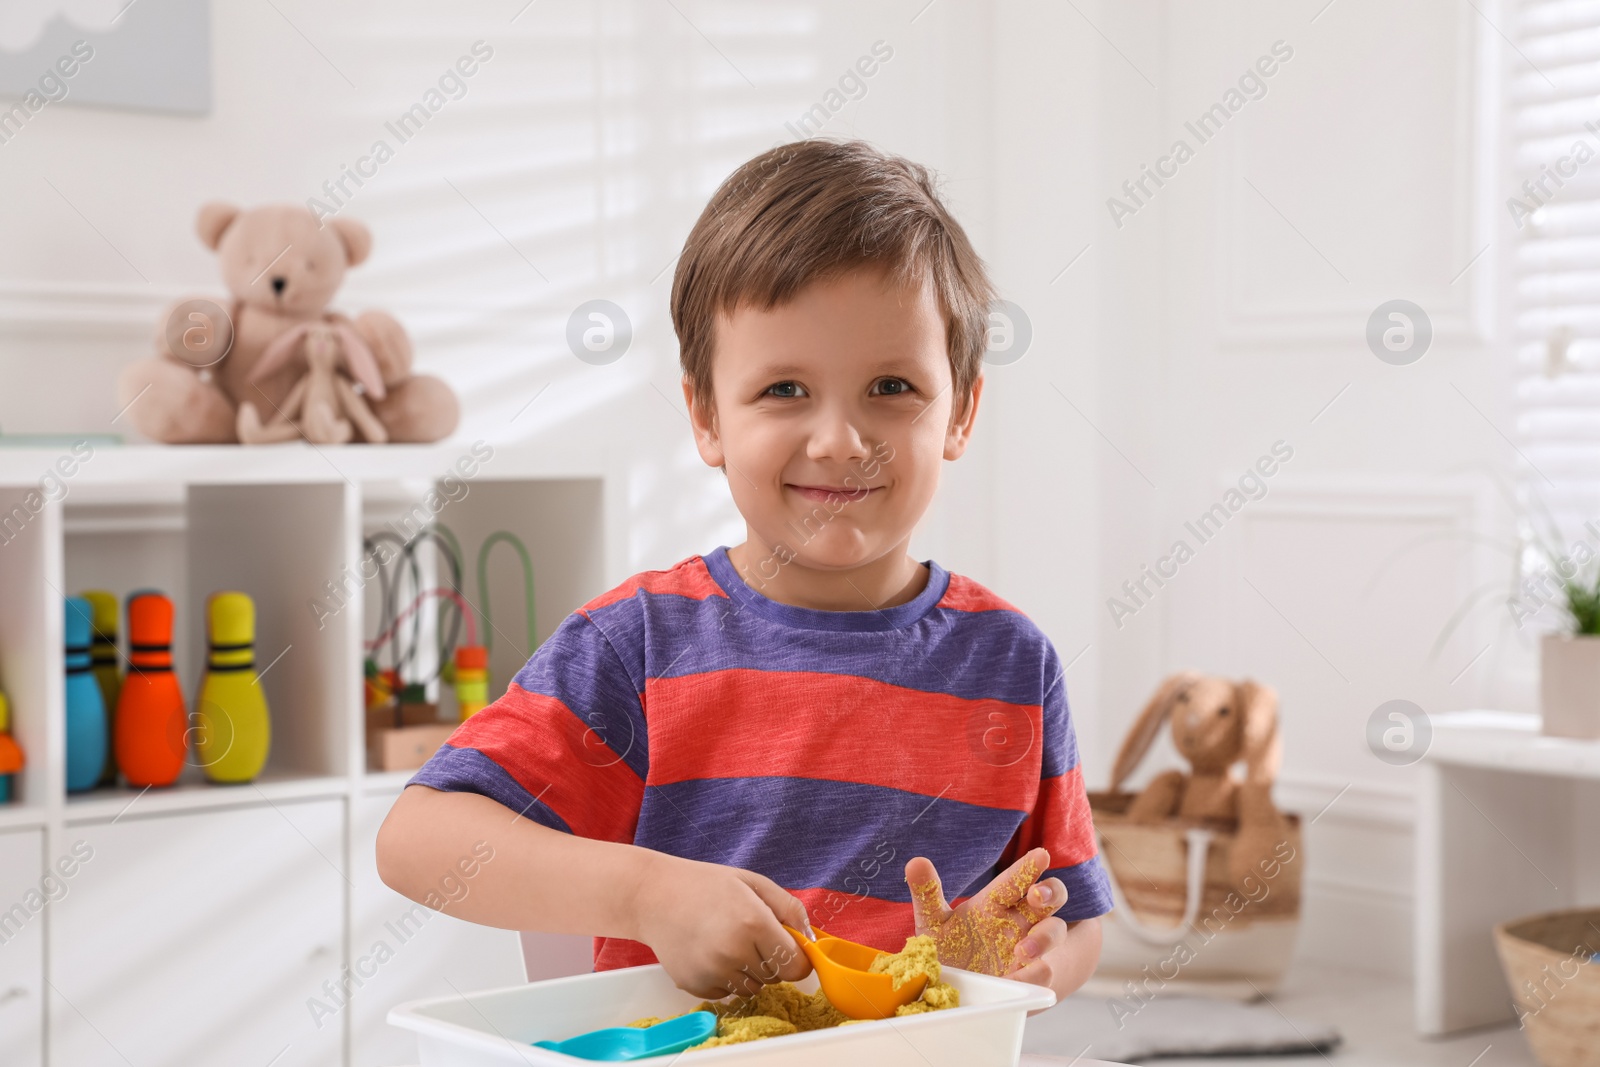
[49,802,345,1067]
[0,829,45,1067]
[0,445,611,1066]
[348,791,525,1067]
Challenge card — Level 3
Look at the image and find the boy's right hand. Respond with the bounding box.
[634,853,815,1000]
[904,847,1064,977]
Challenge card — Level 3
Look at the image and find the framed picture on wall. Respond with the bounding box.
[0,0,211,116]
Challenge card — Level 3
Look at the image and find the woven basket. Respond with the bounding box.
[1493,908,1600,1067]
[1088,790,1303,994]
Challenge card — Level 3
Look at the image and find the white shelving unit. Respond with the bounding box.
[0,442,615,1067]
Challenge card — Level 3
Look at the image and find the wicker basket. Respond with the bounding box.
[1087,790,1303,995]
[1493,908,1600,1067]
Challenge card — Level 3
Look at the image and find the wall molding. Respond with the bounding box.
[0,279,577,338]
[1277,771,1415,831]
[1218,472,1498,664]
[1216,1,1495,349]
[0,281,174,335]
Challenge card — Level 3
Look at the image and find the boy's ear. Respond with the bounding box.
[683,376,726,469]
[943,375,983,460]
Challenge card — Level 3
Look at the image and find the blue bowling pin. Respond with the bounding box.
[65,597,108,793]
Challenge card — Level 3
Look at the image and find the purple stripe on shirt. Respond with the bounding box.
[512,612,650,781]
[1042,856,1115,923]
[1040,663,1076,779]
[636,776,1026,903]
[581,591,1057,708]
[408,744,573,834]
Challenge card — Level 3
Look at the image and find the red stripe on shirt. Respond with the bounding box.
[1003,767,1098,869]
[447,683,644,843]
[579,557,728,614]
[645,669,1043,807]
[937,573,1022,615]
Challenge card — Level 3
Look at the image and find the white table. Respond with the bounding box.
[1415,710,1600,1035]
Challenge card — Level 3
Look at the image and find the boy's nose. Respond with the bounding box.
[806,408,871,462]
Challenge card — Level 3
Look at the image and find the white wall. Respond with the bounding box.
[990,0,1518,978]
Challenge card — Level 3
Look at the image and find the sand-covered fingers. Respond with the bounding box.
[901,848,1064,976]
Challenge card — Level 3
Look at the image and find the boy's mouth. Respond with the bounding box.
[787,483,877,503]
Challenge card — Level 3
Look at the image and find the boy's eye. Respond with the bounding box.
[765,381,805,398]
[872,378,913,396]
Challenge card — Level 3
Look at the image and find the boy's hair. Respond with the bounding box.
[671,138,995,418]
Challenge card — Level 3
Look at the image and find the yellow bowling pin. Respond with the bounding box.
[81,590,123,786]
[195,592,270,783]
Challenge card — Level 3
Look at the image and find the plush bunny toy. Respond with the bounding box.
[117,202,457,445]
[1109,671,1290,890]
[237,322,389,444]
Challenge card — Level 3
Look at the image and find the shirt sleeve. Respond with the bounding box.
[407,610,648,845]
[1000,651,1113,923]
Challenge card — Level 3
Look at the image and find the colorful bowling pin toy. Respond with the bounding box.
[115,592,187,788]
[81,590,123,786]
[64,596,108,793]
[0,691,23,803]
[195,592,270,783]
[454,645,488,720]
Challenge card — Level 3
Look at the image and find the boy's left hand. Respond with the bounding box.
[904,847,1065,979]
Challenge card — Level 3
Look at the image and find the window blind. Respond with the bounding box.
[313,0,822,431]
[1512,0,1600,529]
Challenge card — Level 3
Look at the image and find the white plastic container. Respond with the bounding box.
[388,963,1055,1067]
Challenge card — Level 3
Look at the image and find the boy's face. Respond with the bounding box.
[685,264,981,575]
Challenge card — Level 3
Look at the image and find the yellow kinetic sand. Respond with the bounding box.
[628,934,959,1051]
[868,935,959,1014]
[195,592,271,783]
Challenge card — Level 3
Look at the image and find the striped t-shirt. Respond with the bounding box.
[410,546,1112,970]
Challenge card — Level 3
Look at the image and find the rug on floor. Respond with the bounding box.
[1023,992,1342,1062]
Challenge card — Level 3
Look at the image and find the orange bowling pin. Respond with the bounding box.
[114,592,187,787]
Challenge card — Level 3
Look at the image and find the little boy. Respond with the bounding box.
[377,138,1112,1005]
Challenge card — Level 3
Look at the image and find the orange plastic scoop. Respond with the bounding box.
[782,924,928,1020]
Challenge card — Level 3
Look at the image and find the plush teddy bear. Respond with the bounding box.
[117,203,458,445]
[1108,671,1292,891]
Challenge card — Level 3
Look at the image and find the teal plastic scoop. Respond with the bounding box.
[533,1011,717,1060]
